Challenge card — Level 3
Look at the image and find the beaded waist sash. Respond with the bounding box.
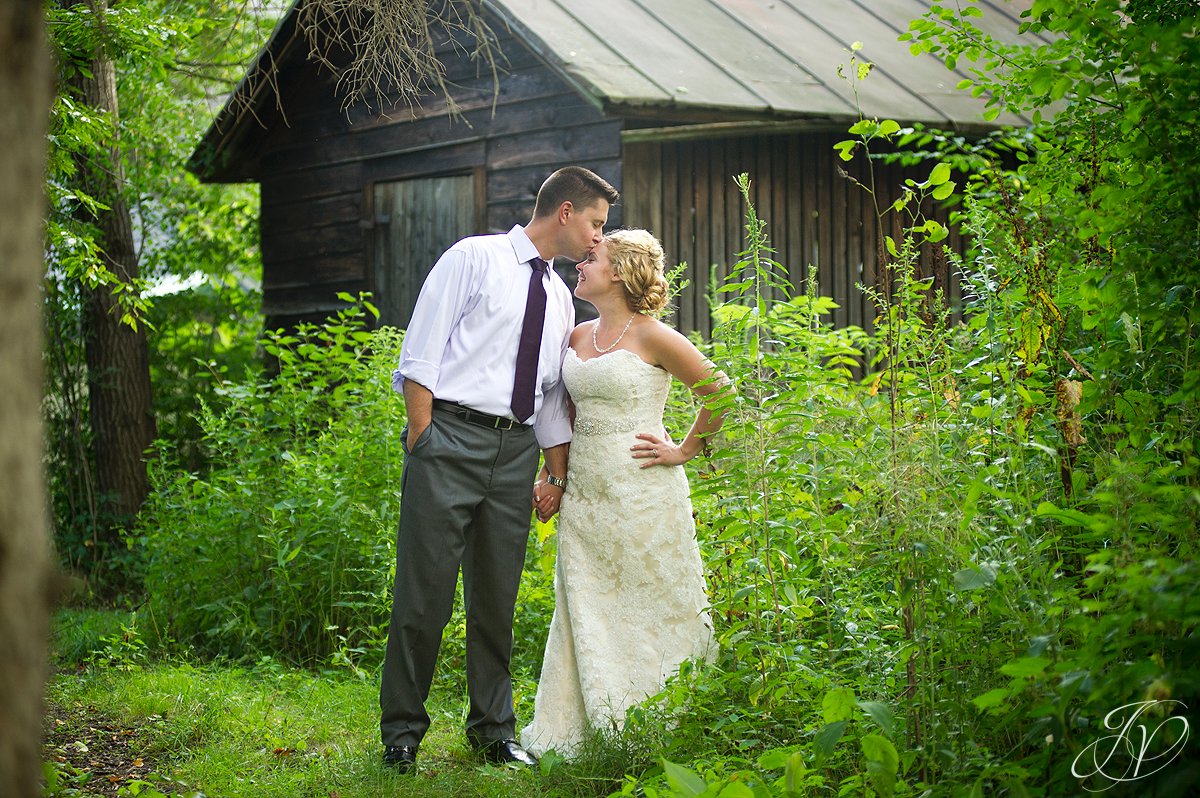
[573,416,657,437]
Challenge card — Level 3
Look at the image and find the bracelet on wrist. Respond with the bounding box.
[546,474,567,489]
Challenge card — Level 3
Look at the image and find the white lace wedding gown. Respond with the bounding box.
[521,347,715,758]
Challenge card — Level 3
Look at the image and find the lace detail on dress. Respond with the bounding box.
[521,347,715,759]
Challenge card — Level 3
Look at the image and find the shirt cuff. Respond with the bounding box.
[534,414,573,449]
[396,359,440,395]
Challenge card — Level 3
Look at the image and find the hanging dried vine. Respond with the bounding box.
[296,0,502,114]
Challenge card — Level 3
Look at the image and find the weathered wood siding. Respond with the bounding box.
[372,173,479,328]
[253,19,621,330]
[623,131,963,337]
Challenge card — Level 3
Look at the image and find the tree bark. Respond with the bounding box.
[67,0,157,528]
[0,1,56,795]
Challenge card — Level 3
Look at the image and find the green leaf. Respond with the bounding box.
[822,686,856,723]
[1001,774,1034,798]
[784,752,808,792]
[924,220,949,242]
[878,119,901,136]
[717,783,755,798]
[757,749,791,770]
[1035,501,1095,528]
[662,759,707,796]
[862,734,900,797]
[928,162,952,186]
[999,656,1051,679]
[932,180,956,200]
[858,700,894,737]
[952,565,996,591]
[813,720,848,763]
[1050,75,1072,101]
[861,734,899,770]
[971,688,1011,711]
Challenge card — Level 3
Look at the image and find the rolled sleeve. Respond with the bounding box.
[394,358,440,394]
[534,378,573,449]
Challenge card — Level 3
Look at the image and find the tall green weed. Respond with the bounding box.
[139,299,404,667]
[618,147,1197,796]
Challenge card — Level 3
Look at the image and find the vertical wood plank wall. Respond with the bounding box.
[623,132,963,338]
[372,174,477,328]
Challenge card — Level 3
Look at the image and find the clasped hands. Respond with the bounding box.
[532,476,563,523]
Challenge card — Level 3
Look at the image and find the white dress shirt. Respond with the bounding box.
[392,225,574,449]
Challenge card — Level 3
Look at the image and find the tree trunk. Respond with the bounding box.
[0,1,56,795]
[67,0,157,530]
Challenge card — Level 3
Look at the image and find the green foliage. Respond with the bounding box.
[139,301,405,667]
[44,659,556,798]
[147,274,262,474]
[614,136,1197,796]
[44,0,271,596]
[51,607,139,669]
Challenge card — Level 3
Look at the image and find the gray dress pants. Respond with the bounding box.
[379,404,539,748]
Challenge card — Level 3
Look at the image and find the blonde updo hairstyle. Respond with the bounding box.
[604,229,671,316]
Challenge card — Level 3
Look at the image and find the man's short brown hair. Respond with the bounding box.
[532,166,620,219]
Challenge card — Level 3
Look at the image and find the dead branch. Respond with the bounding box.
[296,0,502,115]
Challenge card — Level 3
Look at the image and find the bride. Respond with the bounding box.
[522,229,729,758]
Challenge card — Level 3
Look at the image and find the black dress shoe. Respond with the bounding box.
[480,738,538,767]
[382,744,417,773]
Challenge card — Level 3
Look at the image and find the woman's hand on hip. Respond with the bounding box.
[631,432,687,468]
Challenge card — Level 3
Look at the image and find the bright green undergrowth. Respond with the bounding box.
[46,637,542,798]
[46,608,668,798]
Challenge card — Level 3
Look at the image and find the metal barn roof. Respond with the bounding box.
[192,0,1043,180]
[485,0,1040,126]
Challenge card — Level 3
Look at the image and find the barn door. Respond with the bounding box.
[371,173,478,328]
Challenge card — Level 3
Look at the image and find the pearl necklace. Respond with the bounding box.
[592,314,637,353]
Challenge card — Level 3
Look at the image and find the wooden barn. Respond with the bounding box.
[189,0,1038,336]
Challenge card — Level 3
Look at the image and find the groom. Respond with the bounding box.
[380,166,619,772]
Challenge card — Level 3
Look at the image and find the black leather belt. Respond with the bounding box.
[432,399,521,431]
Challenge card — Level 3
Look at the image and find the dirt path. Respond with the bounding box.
[43,698,185,796]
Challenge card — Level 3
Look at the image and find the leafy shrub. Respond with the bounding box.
[615,149,1197,797]
[139,300,405,667]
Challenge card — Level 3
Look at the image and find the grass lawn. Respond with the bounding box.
[43,610,637,798]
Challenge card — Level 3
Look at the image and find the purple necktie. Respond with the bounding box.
[511,257,548,422]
